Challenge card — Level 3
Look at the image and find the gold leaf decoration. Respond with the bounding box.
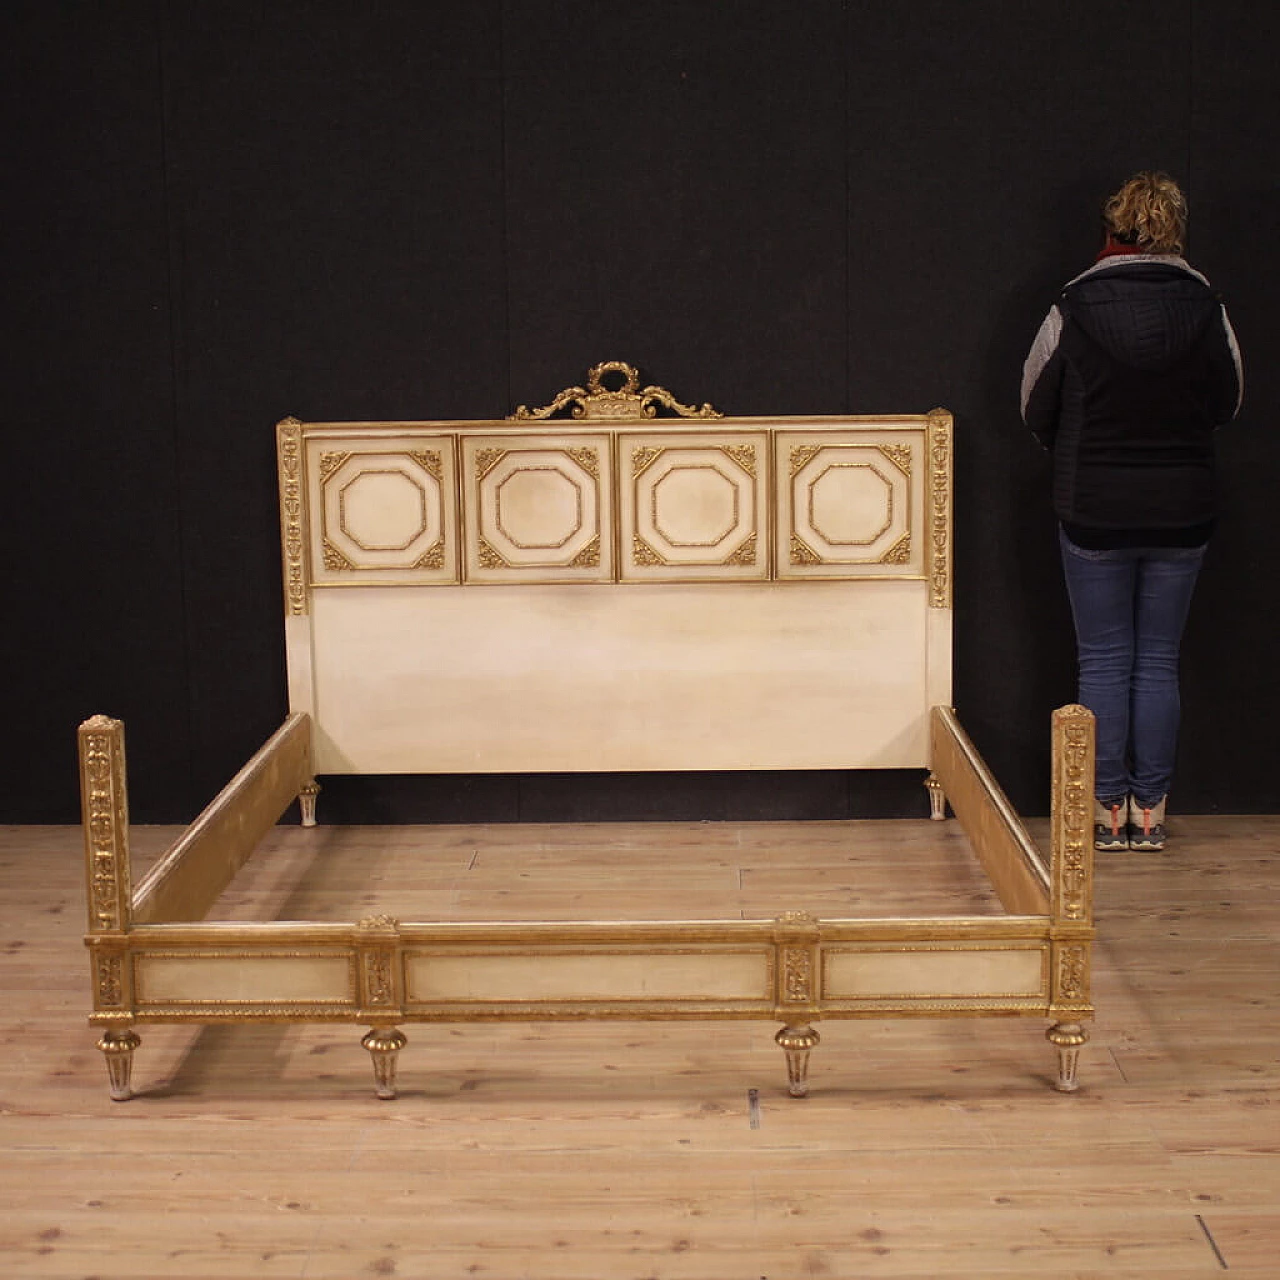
[880,533,911,564]
[566,447,600,478]
[568,535,601,569]
[322,539,354,571]
[878,444,913,475]
[632,535,665,567]
[409,450,443,480]
[790,534,821,566]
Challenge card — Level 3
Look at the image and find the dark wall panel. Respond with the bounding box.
[1179,0,1280,811]
[842,1,1193,812]
[502,1,849,415]
[2,2,189,820]
[6,1,1279,822]
[158,2,507,801]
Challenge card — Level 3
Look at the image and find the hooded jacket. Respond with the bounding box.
[1021,254,1243,545]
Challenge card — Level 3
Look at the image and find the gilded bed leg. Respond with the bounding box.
[362,1027,407,1099]
[924,773,946,820]
[775,1024,821,1097]
[97,1029,142,1101]
[299,780,320,827]
[1046,1021,1088,1092]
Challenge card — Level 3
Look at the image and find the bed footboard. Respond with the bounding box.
[79,706,1095,1102]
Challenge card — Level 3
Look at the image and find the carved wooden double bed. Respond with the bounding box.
[80,362,1096,1103]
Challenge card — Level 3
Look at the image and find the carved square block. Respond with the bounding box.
[306,435,458,585]
[774,429,925,580]
[460,434,613,584]
[618,431,769,581]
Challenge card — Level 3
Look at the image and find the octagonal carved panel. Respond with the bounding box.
[307,437,458,585]
[775,431,923,580]
[462,434,613,583]
[619,431,768,581]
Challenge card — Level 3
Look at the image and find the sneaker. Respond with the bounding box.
[1094,798,1128,851]
[1128,796,1167,851]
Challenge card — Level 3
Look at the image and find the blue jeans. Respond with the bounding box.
[1059,529,1206,807]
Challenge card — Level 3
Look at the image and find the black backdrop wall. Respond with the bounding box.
[6,1,1277,824]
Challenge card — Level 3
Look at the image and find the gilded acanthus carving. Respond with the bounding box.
[477,537,509,569]
[633,536,665,567]
[721,444,757,477]
[1057,944,1089,1003]
[413,541,445,570]
[409,450,443,480]
[512,362,721,422]
[723,534,757,567]
[475,448,507,480]
[789,445,821,476]
[880,533,911,565]
[319,451,351,481]
[276,419,307,615]
[322,538,355,571]
[96,954,123,1006]
[566,447,600,479]
[568,535,601,569]
[632,445,665,478]
[878,443,913,475]
[789,534,821,566]
[782,947,813,1002]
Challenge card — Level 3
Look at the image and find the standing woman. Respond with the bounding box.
[1021,172,1243,851]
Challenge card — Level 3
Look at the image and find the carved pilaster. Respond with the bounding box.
[926,408,952,609]
[276,418,308,615]
[1050,704,1096,925]
[357,916,402,1018]
[79,716,131,935]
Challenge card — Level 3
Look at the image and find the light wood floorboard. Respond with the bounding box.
[1,815,1277,1277]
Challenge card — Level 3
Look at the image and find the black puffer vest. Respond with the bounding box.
[1053,263,1231,530]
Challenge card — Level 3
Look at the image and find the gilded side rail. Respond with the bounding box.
[131,714,313,925]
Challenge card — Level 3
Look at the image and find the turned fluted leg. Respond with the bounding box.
[299,780,320,828]
[775,1024,821,1098]
[1046,1021,1088,1092]
[362,1027,407,1099]
[924,773,946,821]
[97,1029,142,1101]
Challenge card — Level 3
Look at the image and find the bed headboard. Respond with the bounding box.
[277,362,952,776]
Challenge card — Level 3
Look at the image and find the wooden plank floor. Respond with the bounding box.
[2,815,1278,1277]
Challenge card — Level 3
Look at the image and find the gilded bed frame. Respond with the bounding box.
[81,363,1096,1103]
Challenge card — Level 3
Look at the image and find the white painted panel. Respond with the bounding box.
[824,947,1045,1000]
[406,949,769,1003]
[309,581,931,773]
[136,954,352,1004]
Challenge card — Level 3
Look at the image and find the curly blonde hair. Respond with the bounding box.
[1103,171,1187,255]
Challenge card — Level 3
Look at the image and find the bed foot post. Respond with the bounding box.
[362,1027,407,1099]
[924,773,946,820]
[299,780,320,827]
[1046,1021,1088,1092]
[775,1024,820,1097]
[97,1029,141,1101]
